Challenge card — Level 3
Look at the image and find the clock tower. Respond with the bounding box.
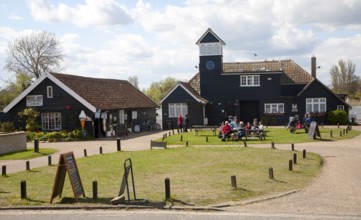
[195,28,225,97]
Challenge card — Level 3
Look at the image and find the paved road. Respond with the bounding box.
[1,126,361,218]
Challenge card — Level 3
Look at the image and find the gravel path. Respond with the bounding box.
[225,126,361,217]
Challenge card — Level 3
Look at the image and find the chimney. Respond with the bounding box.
[311,56,316,78]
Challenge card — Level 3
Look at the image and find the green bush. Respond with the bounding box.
[327,110,348,125]
[260,115,277,126]
[18,108,40,131]
[0,122,16,133]
[26,129,92,142]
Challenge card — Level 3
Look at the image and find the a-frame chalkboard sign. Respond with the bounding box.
[50,152,85,203]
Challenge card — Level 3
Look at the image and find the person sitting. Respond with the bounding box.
[237,121,246,140]
[218,122,225,139]
[221,121,232,141]
[303,114,313,133]
[245,121,252,137]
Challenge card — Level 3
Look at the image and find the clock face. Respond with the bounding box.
[206,60,215,70]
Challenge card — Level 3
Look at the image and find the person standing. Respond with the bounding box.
[177,114,183,131]
[184,114,190,132]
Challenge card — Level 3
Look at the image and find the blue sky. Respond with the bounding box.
[1,0,361,89]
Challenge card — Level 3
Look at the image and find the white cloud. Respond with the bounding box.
[25,0,133,28]
[8,12,23,21]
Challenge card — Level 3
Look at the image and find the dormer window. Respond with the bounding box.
[199,43,222,56]
[47,86,53,98]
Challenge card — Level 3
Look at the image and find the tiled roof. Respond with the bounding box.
[223,59,314,84]
[188,72,201,94]
[51,73,158,110]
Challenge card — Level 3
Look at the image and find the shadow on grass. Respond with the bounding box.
[167,198,195,208]
[59,197,165,208]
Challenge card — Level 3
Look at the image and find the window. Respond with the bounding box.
[306,98,326,113]
[168,103,188,118]
[47,86,53,98]
[337,105,344,110]
[264,103,284,113]
[240,75,260,86]
[199,43,222,56]
[119,110,125,124]
[132,111,137,119]
[41,113,61,130]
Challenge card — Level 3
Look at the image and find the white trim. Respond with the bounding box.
[196,28,226,45]
[3,73,97,113]
[159,83,207,104]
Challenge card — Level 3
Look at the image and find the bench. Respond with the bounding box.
[192,125,219,136]
[150,140,167,149]
[232,130,267,141]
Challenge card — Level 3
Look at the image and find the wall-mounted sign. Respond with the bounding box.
[291,104,298,112]
[26,95,43,107]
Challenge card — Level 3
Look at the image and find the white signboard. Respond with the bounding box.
[26,95,43,107]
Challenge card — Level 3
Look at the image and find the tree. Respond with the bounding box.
[128,75,139,89]
[5,31,64,79]
[330,59,359,96]
[144,77,179,103]
[0,72,32,109]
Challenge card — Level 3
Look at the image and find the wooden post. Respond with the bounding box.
[48,155,52,166]
[337,123,339,128]
[186,141,188,147]
[244,140,247,147]
[303,149,306,159]
[206,136,208,142]
[231,175,237,188]
[172,130,174,135]
[180,135,183,142]
[165,178,171,200]
[20,180,26,199]
[84,149,87,157]
[343,129,346,135]
[169,131,171,136]
[340,131,342,137]
[117,138,121,151]
[346,129,348,134]
[99,146,103,154]
[271,142,275,149]
[268,167,274,179]
[289,160,293,171]
[293,153,297,164]
[291,143,294,151]
[330,130,333,138]
[93,181,98,199]
[26,161,30,171]
[2,165,6,176]
[34,139,39,153]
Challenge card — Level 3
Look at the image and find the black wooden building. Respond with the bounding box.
[0,72,158,138]
[161,28,350,128]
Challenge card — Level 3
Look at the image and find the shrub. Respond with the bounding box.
[0,122,16,133]
[260,115,277,126]
[18,108,40,131]
[327,110,348,125]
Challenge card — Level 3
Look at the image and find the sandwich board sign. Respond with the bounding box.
[308,121,321,140]
[50,152,85,203]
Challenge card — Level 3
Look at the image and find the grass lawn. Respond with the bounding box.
[0,146,322,207]
[0,148,58,160]
[158,126,360,145]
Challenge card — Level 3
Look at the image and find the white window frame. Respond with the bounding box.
[240,75,260,87]
[306,98,327,113]
[168,103,188,118]
[337,105,344,110]
[41,112,61,130]
[132,111,137,119]
[47,86,53,98]
[264,103,284,113]
[199,43,222,56]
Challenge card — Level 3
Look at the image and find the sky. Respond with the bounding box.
[0,0,361,90]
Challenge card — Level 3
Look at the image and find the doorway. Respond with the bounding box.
[239,101,260,123]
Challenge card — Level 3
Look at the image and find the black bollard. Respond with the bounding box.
[48,155,52,166]
[330,130,333,138]
[268,167,274,179]
[271,142,275,149]
[26,161,30,171]
[172,130,174,135]
[293,153,297,164]
[34,139,39,153]
[165,178,171,200]
[303,149,306,158]
[291,143,294,151]
[343,129,346,135]
[244,140,247,147]
[340,131,342,137]
[100,146,103,154]
[289,160,293,171]
[180,135,183,142]
[20,180,26,199]
[186,141,188,147]
[231,175,237,188]
[93,181,98,199]
[2,165,6,176]
[84,149,87,157]
[117,138,121,151]
[206,136,208,142]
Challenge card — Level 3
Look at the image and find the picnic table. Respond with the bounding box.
[192,125,219,136]
[232,128,267,141]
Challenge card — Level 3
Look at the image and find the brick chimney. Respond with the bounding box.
[311,56,316,78]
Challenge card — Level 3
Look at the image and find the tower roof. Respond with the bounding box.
[196,28,226,45]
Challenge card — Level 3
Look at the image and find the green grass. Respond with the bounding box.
[158,127,360,145]
[0,148,58,160]
[0,146,322,207]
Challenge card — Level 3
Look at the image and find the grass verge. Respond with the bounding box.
[0,148,58,160]
[0,146,322,207]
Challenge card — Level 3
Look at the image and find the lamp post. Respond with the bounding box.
[79,110,87,139]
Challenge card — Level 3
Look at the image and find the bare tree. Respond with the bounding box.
[5,31,64,79]
[128,75,139,89]
[330,59,359,95]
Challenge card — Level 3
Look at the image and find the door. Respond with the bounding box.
[239,101,260,123]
